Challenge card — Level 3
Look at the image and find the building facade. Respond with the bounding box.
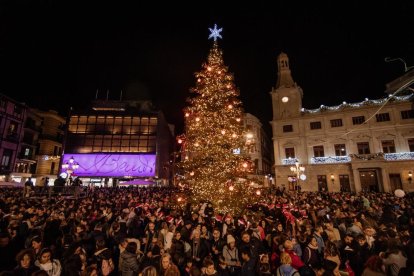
[32,109,65,185]
[243,113,273,178]
[0,94,26,182]
[12,109,42,183]
[271,53,414,192]
[62,100,173,186]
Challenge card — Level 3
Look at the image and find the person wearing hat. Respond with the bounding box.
[223,234,241,275]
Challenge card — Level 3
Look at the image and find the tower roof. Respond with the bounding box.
[276,52,295,89]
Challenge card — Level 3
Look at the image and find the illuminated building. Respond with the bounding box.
[62,99,173,186]
[271,53,414,192]
[0,94,27,183]
[32,109,66,185]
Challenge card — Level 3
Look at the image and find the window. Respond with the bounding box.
[376,113,390,122]
[53,146,58,156]
[352,116,365,125]
[285,147,295,158]
[330,119,343,128]
[1,149,13,169]
[357,142,370,154]
[283,125,293,132]
[401,110,414,119]
[0,97,6,108]
[14,105,22,115]
[310,121,322,130]
[36,143,40,155]
[317,175,328,192]
[409,139,414,152]
[339,175,351,192]
[8,122,18,135]
[334,144,347,156]
[382,140,396,153]
[313,145,325,157]
[50,162,55,174]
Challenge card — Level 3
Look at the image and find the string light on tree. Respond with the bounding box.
[178,24,257,213]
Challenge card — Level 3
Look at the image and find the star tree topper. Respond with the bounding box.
[208,24,223,41]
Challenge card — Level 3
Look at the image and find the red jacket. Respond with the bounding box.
[286,250,304,269]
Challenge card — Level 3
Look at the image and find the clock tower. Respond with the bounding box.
[270,52,303,120]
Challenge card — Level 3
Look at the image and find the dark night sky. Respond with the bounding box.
[1,1,413,135]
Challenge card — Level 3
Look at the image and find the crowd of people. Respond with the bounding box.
[0,186,412,276]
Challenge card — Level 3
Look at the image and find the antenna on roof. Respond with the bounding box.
[95,89,99,99]
[120,90,123,101]
[106,90,109,100]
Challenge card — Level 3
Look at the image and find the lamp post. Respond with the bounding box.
[61,156,79,186]
[289,161,306,191]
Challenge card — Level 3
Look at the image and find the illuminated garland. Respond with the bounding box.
[384,152,414,161]
[302,93,414,114]
[42,155,61,161]
[349,153,384,160]
[311,156,351,164]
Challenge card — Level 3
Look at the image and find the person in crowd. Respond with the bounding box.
[282,239,304,270]
[189,229,209,268]
[0,186,413,276]
[276,252,299,276]
[141,265,158,276]
[380,246,407,276]
[302,236,320,268]
[362,255,386,276]
[13,248,40,276]
[31,236,43,259]
[160,253,179,275]
[216,256,230,276]
[240,248,256,276]
[324,221,341,246]
[201,258,217,276]
[170,231,186,268]
[34,247,62,276]
[210,228,225,265]
[222,234,240,276]
[24,178,34,198]
[119,242,139,276]
[257,253,272,275]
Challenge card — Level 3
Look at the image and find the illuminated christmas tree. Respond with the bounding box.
[180,25,255,214]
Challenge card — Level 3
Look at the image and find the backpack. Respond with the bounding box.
[298,265,316,276]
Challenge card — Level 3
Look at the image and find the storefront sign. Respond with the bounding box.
[61,154,156,177]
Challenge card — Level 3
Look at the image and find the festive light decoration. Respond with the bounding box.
[282,158,299,165]
[208,24,223,41]
[311,156,351,164]
[302,93,413,114]
[350,153,384,161]
[42,155,60,161]
[384,152,414,161]
[179,39,255,213]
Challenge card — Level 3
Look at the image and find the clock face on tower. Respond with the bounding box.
[282,96,289,103]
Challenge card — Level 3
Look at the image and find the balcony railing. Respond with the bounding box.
[18,154,36,160]
[282,158,299,165]
[311,156,351,164]
[24,123,41,132]
[39,134,63,143]
[281,152,414,165]
[384,152,414,161]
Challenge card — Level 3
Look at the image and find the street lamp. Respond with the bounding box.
[289,161,306,191]
[61,156,79,185]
